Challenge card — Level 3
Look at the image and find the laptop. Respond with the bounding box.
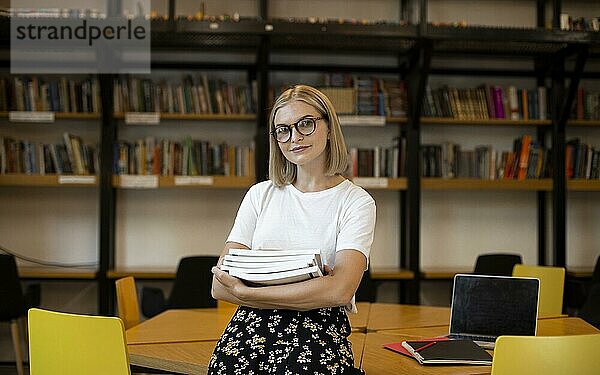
[447,274,540,349]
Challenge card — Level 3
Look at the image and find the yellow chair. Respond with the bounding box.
[512,264,565,317]
[115,276,141,330]
[28,308,131,375]
[491,334,600,375]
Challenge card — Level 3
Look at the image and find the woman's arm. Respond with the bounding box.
[211,241,250,305]
[211,249,366,311]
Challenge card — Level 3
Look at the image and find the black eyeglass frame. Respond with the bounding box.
[270,117,323,143]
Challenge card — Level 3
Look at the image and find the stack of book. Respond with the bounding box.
[221,248,324,286]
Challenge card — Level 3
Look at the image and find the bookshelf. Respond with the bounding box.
[1,0,599,313]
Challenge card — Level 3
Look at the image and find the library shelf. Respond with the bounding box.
[0,111,102,120]
[19,266,98,280]
[107,267,177,280]
[566,267,594,279]
[424,24,584,56]
[420,117,552,126]
[567,179,600,191]
[113,113,256,121]
[107,266,415,281]
[567,120,600,127]
[351,177,407,191]
[370,267,414,280]
[421,178,553,191]
[112,175,255,189]
[0,174,98,187]
[420,267,472,280]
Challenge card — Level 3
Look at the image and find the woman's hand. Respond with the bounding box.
[212,266,247,300]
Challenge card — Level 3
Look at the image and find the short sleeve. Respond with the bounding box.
[335,192,376,269]
[226,184,261,247]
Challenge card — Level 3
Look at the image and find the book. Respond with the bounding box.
[228,265,323,286]
[223,248,324,286]
[400,339,492,365]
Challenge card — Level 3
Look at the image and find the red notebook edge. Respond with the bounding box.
[383,336,450,358]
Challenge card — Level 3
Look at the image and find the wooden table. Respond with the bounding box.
[350,302,371,332]
[128,332,366,374]
[127,303,371,345]
[361,317,599,375]
[126,308,237,344]
[367,303,451,331]
[126,304,599,375]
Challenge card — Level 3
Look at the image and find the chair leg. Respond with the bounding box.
[10,319,24,375]
[21,316,29,358]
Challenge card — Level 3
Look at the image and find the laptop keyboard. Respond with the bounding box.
[448,334,496,342]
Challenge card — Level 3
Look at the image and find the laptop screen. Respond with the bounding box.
[450,274,539,338]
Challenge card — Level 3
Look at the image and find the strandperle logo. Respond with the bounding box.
[15,19,147,47]
[10,5,151,74]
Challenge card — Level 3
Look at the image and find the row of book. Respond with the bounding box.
[1,133,99,175]
[113,76,257,115]
[114,137,255,177]
[222,248,323,286]
[421,136,550,180]
[423,85,548,120]
[567,139,600,180]
[347,138,406,178]
[322,73,407,116]
[573,89,600,120]
[1,77,101,113]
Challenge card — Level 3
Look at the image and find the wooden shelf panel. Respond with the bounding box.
[421,117,551,126]
[350,177,407,190]
[566,267,594,278]
[370,267,414,280]
[113,175,255,189]
[567,179,600,191]
[567,120,600,127]
[108,268,176,279]
[0,111,101,120]
[422,178,552,191]
[420,267,471,280]
[109,267,414,281]
[0,174,98,187]
[114,113,256,121]
[19,266,98,279]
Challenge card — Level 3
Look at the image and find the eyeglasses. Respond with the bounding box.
[270,117,323,143]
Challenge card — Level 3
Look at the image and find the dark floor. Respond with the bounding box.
[0,365,26,375]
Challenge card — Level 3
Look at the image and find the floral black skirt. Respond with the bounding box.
[207,305,357,375]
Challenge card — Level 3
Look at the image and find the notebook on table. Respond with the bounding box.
[400,339,493,365]
[447,274,540,349]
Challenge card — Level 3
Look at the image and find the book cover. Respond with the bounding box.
[401,339,492,365]
[229,265,323,286]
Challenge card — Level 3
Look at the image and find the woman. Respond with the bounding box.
[209,84,376,374]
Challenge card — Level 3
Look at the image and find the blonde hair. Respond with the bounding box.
[268,85,349,187]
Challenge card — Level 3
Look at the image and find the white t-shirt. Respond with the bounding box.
[226,178,376,313]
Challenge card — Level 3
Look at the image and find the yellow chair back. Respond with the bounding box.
[512,264,565,317]
[491,334,600,375]
[28,308,131,375]
[115,276,141,330]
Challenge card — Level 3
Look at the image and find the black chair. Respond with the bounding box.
[0,254,40,375]
[142,256,219,318]
[579,283,600,329]
[473,253,523,276]
[355,269,376,303]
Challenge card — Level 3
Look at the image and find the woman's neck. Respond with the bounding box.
[293,171,344,193]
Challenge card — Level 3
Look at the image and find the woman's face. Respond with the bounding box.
[273,100,329,169]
